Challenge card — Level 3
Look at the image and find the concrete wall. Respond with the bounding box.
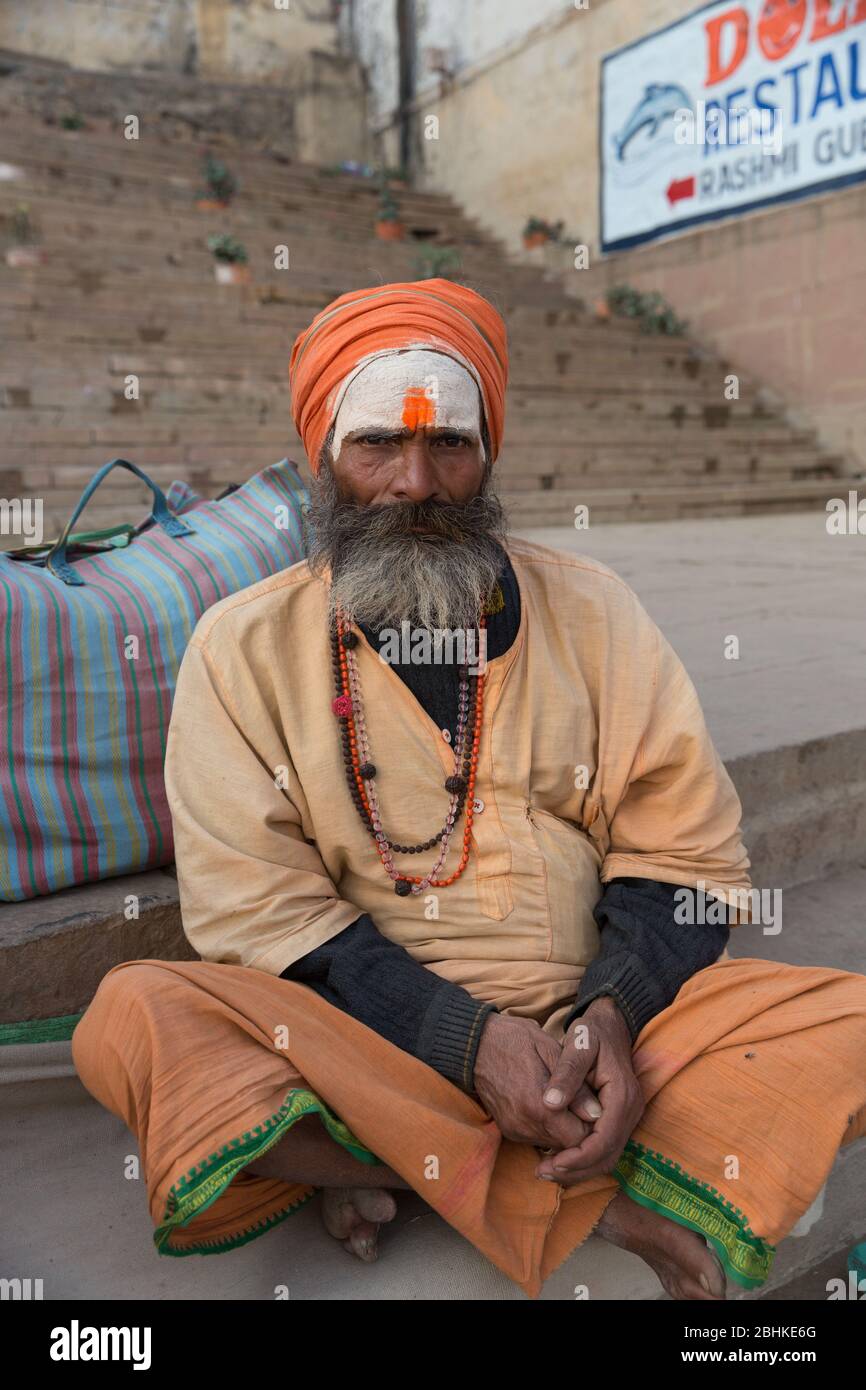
[350,0,574,125]
[577,181,866,464]
[0,0,344,84]
[350,0,866,463]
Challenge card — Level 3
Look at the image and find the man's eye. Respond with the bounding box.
[436,434,469,448]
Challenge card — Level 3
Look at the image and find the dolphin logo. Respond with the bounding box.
[613,83,692,160]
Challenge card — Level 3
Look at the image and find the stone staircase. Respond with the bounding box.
[0,70,854,548]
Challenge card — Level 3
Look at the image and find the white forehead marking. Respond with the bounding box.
[329,346,485,461]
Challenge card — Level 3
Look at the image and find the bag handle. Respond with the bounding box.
[46,458,195,585]
[6,522,135,560]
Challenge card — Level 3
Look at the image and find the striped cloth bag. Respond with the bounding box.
[0,457,309,901]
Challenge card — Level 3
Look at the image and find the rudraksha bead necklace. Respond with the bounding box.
[330,608,489,895]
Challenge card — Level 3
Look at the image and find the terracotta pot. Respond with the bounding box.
[5,246,46,267]
[375,220,405,241]
[523,231,548,249]
[214,261,250,285]
[593,297,612,321]
[196,198,231,211]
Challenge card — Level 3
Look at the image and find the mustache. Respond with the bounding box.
[303,462,510,630]
[314,494,502,549]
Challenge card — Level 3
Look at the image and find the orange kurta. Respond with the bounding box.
[161,536,752,1035]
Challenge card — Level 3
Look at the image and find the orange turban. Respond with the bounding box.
[288,278,509,475]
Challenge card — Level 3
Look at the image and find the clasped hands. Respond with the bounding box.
[472,997,645,1185]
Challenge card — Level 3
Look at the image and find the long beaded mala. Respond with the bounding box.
[330,608,489,896]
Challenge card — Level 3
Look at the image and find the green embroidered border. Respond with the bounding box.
[155,1086,381,1257]
[0,1013,83,1046]
[614,1140,775,1290]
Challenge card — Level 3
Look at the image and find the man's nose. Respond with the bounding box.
[392,435,440,501]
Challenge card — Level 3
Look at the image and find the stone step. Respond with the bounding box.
[9,430,823,465]
[0,349,773,388]
[0,339,783,384]
[503,478,849,523]
[3,456,842,510]
[0,390,815,437]
[0,135,478,219]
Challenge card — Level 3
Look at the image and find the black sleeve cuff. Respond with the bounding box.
[417,987,498,1094]
[562,954,664,1042]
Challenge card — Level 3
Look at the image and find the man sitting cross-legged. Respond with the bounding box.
[72,279,866,1301]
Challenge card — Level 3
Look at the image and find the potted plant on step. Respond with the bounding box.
[375,182,405,241]
[522,216,565,249]
[383,164,409,189]
[606,284,688,335]
[196,153,239,210]
[5,204,46,268]
[414,243,462,281]
[208,234,250,285]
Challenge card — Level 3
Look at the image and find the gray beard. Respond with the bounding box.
[303,459,510,632]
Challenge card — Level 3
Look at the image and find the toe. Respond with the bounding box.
[321,1188,360,1241]
[353,1187,398,1225]
[343,1219,380,1263]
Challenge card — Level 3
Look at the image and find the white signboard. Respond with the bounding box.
[600,0,866,251]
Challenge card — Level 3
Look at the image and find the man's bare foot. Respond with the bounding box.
[597,1189,727,1300]
[320,1186,398,1263]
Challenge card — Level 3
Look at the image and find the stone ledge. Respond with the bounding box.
[730,727,866,890]
[0,868,191,1025]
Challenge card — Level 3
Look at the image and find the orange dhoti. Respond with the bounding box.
[71,955,866,1297]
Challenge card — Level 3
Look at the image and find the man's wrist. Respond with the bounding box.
[419,988,496,1094]
[565,975,646,1041]
[575,994,634,1056]
[581,995,622,1022]
[472,1010,505,1091]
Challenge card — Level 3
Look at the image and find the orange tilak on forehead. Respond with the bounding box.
[401,385,436,431]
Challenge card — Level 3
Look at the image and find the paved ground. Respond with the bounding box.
[517,514,866,763]
[757,1245,858,1301]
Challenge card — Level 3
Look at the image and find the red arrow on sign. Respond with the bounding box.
[670,175,697,204]
[667,176,696,206]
